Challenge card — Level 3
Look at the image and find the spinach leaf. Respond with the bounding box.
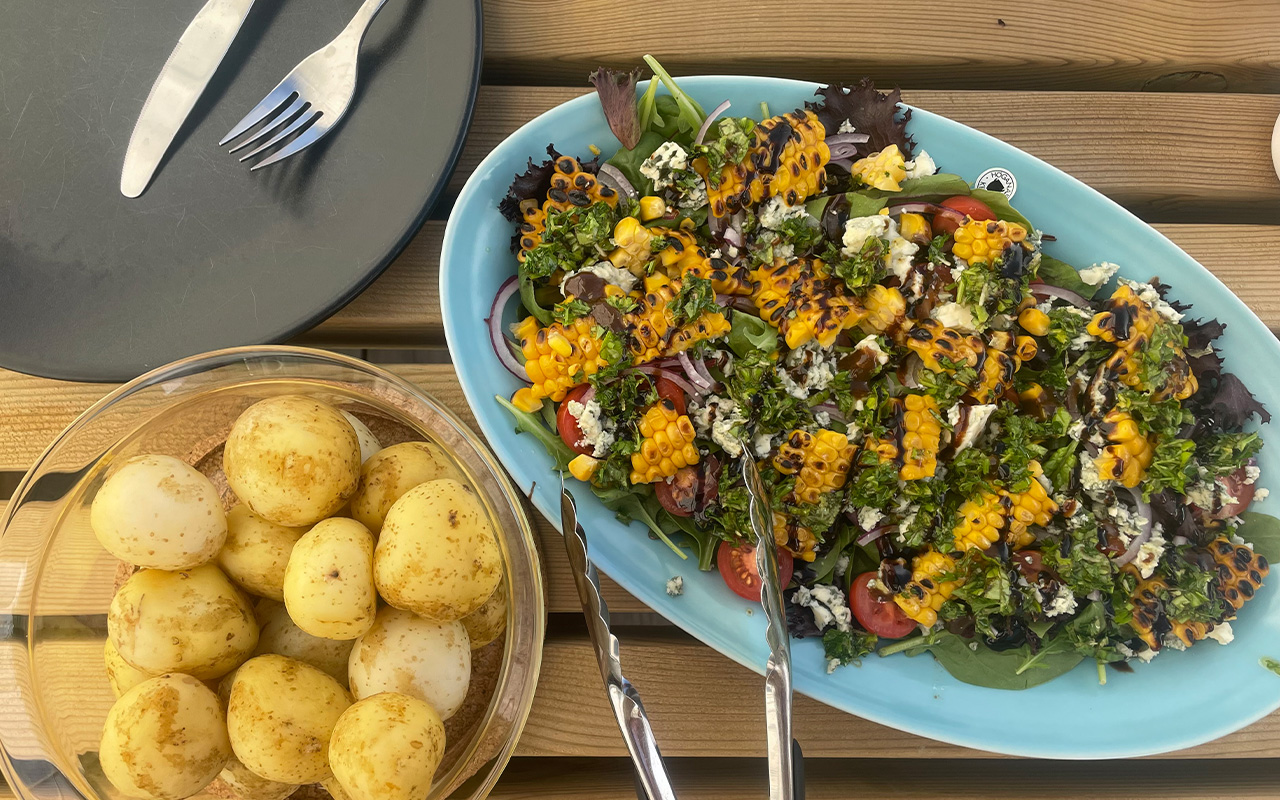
[924,632,1083,690]
[728,310,779,358]
[1238,511,1280,563]
[592,483,689,560]
[495,395,575,470]
[805,193,888,222]
[659,509,720,570]
[811,526,856,585]
[969,188,1034,230]
[894,172,972,199]
[519,273,552,326]
[1036,254,1098,299]
[606,130,665,195]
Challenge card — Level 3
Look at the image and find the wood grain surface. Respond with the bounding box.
[480,1,1280,93]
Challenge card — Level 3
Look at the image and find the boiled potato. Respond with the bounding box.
[91,454,227,570]
[340,411,382,464]
[347,607,470,720]
[460,577,507,650]
[350,442,460,534]
[328,693,445,800]
[218,505,307,601]
[253,600,354,685]
[99,674,231,800]
[217,756,299,800]
[374,479,501,621]
[104,639,151,698]
[283,518,376,640]
[108,564,258,680]
[223,395,361,527]
[226,654,351,784]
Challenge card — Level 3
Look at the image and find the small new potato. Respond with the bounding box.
[348,607,470,720]
[226,655,351,784]
[218,505,307,601]
[374,479,501,622]
[108,564,258,680]
[223,395,361,527]
[254,600,354,685]
[91,454,227,570]
[217,756,299,800]
[284,518,376,640]
[104,639,151,698]
[340,411,382,464]
[460,577,507,650]
[350,442,461,533]
[99,674,231,800]
[328,693,445,800]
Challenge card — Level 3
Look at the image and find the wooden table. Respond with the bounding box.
[5,3,1280,797]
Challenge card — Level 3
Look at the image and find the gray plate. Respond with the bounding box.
[0,0,480,381]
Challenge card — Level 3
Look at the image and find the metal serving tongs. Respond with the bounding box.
[559,473,679,800]
[740,451,806,800]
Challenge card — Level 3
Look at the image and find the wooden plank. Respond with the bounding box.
[480,1,1280,94]
[441,87,1280,224]
[492,756,1280,799]
[517,633,1280,760]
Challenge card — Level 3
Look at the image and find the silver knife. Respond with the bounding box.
[559,476,678,800]
[740,449,804,800]
[121,0,257,198]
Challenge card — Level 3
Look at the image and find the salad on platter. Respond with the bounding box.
[488,57,1276,690]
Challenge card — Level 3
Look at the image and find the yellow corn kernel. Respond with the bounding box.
[950,218,1029,266]
[898,212,931,243]
[639,195,667,222]
[1014,335,1038,363]
[1087,285,1159,344]
[905,319,984,373]
[860,285,907,336]
[893,550,961,626]
[511,315,609,409]
[773,429,856,504]
[1018,307,1051,336]
[849,144,906,192]
[629,400,699,484]
[969,348,1017,403]
[897,394,942,480]
[953,492,1007,552]
[608,216,655,270]
[772,512,819,562]
[694,110,828,217]
[568,454,600,482]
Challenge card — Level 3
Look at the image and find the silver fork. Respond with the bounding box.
[220,0,389,169]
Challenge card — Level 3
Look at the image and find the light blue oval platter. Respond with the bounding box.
[440,76,1280,758]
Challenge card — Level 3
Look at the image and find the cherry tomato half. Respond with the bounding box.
[555,384,595,456]
[1209,464,1258,519]
[655,467,700,517]
[933,195,996,236]
[717,540,795,602]
[849,572,917,639]
[655,375,686,416]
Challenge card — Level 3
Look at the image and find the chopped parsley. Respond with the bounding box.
[551,297,591,324]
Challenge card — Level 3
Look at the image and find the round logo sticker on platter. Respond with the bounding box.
[975,167,1017,200]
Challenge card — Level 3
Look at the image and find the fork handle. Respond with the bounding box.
[337,0,390,45]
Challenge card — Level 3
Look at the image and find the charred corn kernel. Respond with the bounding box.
[849,144,906,192]
[511,315,608,410]
[953,492,1007,551]
[860,285,908,336]
[950,218,1029,266]
[1002,462,1058,548]
[639,196,667,222]
[896,394,942,480]
[1087,285,1159,344]
[1095,410,1153,488]
[1018,307,1051,336]
[629,399,699,484]
[771,512,819,561]
[1129,577,1213,650]
[516,157,619,260]
[968,348,1017,403]
[750,259,866,349]
[608,216,655,271]
[678,251,754,296]
[1014,335,1038,363]
[1019,384,1048,417]
[894,550,961,626]
[988,330,1015,352]
[898,212,931,242]
[568,454,600,482]
[1209,538,1269,614]
[906,319,984,372]
[694,110,828,217]
[773,429,856,504]
[697,157,767,219]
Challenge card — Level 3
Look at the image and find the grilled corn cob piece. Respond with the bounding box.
[968,348,1018,404]
[772,512,819,562]
[1088,284,1198,401]
[906,319,985,372]
[626,280,730,363]
[860,285,908,337]
[848,144,907,192]
[1209,538,1269,614]
[1004,465,1059,547]
[750,258,867,349]
[629,399,699,484]
[1087,285,1160,344]
[897,394,942,480]
[694,110,829,217]
[953,492,1007,551]
[516,156,618,260]
[950,218,1029,267]
[893,550,961,626]
[1095,410,1154,488]
[952,463,1056,550]
[773,429,856,504]
[1130,577,1212,650]
[511,316,609,411]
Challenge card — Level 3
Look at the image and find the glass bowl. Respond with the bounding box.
[0,346,545,800]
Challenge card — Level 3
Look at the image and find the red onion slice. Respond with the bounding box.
[1113,489,1155,567]
[825,132,871,146]
[597,163,637,200]
[678,350,713,390]
[690,356,716,388]
[857,523,895,546]
[633,365,708,398]
[695,99,732,146]
[1031,281,1091,309]
[488,277,528,381]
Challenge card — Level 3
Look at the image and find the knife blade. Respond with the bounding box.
[120,0,257,198]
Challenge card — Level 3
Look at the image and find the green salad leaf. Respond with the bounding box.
[728,310,778,358]
[495,395,575,471]
[918,631,1084,690]
[1237,512,1280,563]
[593,483,688,560]
[970,188,1034,230]
[606,130,665,196]
[1037,254,1099,299]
